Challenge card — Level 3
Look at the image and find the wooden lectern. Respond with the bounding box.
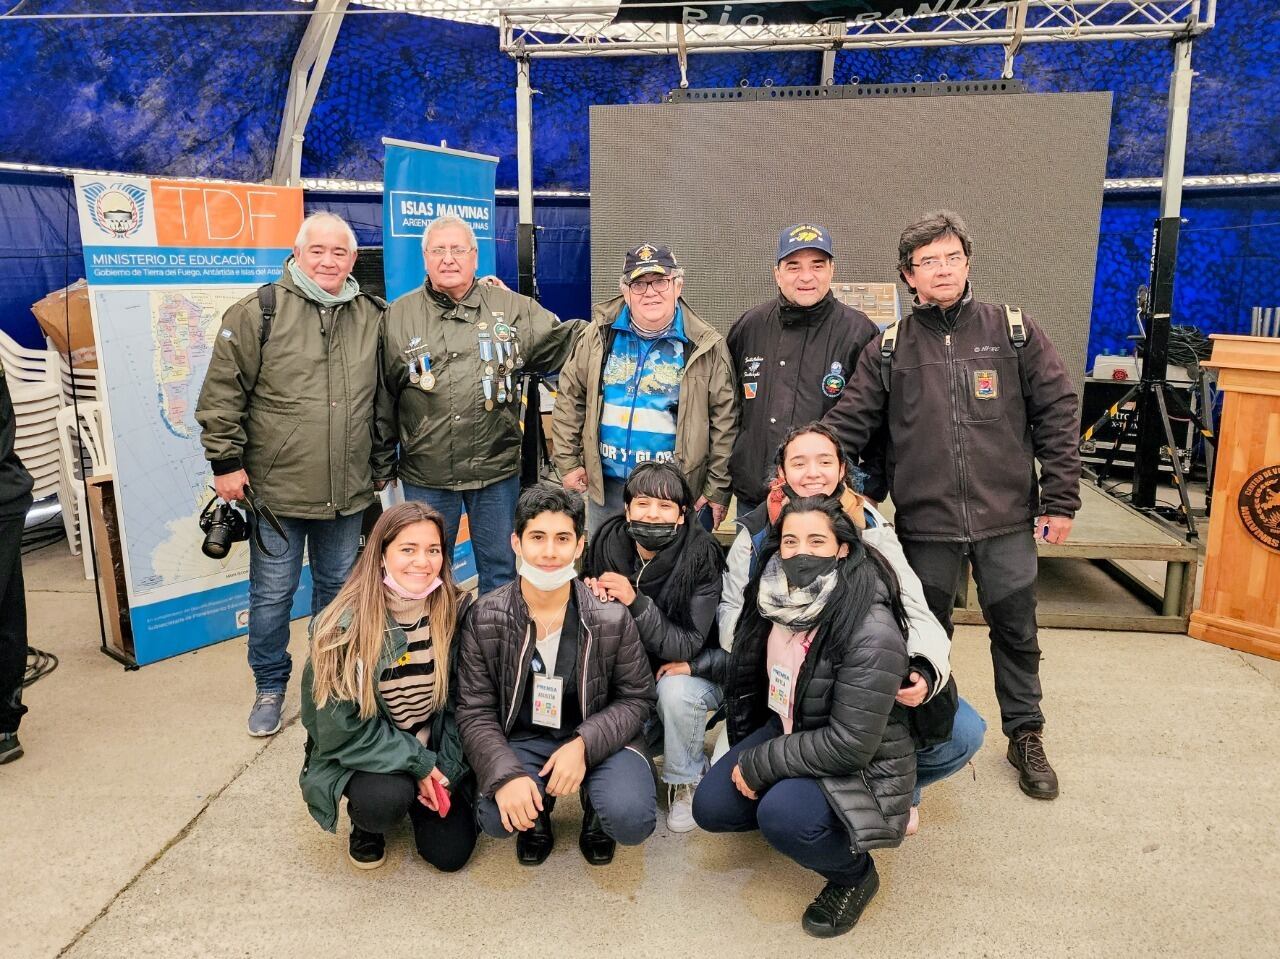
[1189,335,1280,660]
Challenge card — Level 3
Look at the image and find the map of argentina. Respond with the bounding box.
[152,290,231,439]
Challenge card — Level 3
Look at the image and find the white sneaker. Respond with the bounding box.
[666,782,698,833]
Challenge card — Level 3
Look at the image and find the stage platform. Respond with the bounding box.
[715,482,1199,633]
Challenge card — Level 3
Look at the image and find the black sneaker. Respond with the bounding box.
[0,732,21,765]
[348,825,386,870]
[578,794,615,866]
[801,862,880,939]
[1007,727,1059,800]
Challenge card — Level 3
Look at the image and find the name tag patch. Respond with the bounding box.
[974,369,999,400]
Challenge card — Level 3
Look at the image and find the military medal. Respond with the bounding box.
[417,351,435,392]
[408,356,420,384]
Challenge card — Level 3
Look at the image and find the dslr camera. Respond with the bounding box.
[199,484,287,559]
[199,496,249,559]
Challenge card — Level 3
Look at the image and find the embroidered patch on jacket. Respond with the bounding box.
[974,369,998,400]
[821,361,846,398]
[743,382,758,400]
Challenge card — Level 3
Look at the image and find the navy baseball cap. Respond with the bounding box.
[622,243,679,282]
[777,223,834,262]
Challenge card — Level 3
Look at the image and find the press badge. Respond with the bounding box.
[768,663,793,718]
[532,674,564,729]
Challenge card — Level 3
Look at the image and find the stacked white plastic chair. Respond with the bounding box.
[0,331,63,503]
[55,402,109,579]
[51,347,102,408]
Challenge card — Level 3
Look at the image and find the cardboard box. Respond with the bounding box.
[31,279,97,368]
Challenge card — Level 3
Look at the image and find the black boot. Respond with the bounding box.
[578,793,615,866]
[1007,727,1059,800]
[801,860,880,939]
[516,809,555,866]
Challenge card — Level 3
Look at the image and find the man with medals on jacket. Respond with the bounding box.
[379,216,582,595]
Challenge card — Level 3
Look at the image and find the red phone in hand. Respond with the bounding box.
[430,777,451,818]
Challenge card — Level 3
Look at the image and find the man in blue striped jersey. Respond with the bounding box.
[551,244,737,535]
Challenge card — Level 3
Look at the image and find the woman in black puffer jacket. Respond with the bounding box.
[693,495,915,941]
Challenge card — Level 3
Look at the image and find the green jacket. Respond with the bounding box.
[299,604,470,833]
[195,266,389,519]
[550,296,739,506]
[379,282,582,490]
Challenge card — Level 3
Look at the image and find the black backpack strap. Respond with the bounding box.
[1004,305,1032,399]
[879,320,900,393]
[257,284,277,348]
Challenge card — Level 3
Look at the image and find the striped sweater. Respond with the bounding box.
[379,589,437,745]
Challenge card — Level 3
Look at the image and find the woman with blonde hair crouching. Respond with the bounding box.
[300,502,476,871]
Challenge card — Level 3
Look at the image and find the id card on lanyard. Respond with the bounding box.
[529,647,564,730]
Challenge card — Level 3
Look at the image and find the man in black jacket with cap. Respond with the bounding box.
[0,360,34,764]
[727,224,885,514]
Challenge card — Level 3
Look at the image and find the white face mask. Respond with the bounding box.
[518,559,577,592]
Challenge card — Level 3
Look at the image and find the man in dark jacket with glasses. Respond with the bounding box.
[825,210,1081,802]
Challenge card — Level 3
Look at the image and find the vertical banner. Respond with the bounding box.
[382,138,499,587]
[75,175,305,665]
[382,137,499,302]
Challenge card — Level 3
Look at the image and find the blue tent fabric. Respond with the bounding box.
[1,0,1279,353]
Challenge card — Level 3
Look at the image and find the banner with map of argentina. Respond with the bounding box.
[75,175,306,665]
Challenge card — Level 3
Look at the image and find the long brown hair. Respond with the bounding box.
[309,502,460,720]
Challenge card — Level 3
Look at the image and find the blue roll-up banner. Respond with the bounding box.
[382,138,499,302]
[381,138,498,586]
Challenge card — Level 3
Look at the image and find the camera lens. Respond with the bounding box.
[202,524,233,559]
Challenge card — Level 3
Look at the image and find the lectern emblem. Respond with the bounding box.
[1238,465,1280,552]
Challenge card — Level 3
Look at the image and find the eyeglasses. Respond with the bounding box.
[909,252,968,272]
[629,277,673,294]
[426,245,475,259]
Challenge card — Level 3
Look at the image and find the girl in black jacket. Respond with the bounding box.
[583,461,725,834]
[693,496,915,940]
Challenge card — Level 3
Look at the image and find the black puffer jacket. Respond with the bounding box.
[456,579,657,798]
[728,578,915,853]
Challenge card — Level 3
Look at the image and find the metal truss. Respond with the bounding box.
[500,1,1217,58]
[272,0,350,186]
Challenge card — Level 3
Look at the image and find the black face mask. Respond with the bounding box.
[627,520,681,552]
[780,554,838,590]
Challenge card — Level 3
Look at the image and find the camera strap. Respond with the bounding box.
[242,484,289,557]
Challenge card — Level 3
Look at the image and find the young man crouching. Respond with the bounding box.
[456,484,657,866]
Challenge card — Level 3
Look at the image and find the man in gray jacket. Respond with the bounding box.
[825,210,1081,801]
[196,212,389,737]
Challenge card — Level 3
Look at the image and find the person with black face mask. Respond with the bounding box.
[583,461,726,833]
[693,496,915,940]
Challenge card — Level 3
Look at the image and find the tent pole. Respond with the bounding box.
[272,0,349,186]
[515,54,537,298]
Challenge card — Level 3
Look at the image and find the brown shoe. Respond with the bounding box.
[1007,728,1059,800]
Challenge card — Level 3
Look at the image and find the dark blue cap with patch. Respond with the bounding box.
[777,223,834,262]
[622,243,679,283]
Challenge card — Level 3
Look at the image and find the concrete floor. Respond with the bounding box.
[3,546,1279,959]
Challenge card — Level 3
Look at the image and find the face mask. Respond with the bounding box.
[626,520,681,551]
[383,570,443,601]
[780,554,838,590]
[518,559,578,592]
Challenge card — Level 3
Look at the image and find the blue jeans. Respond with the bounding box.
[693,717,871,887]
[654,674,724,784]
[476,733,657,846]
[403,475,520,596]
[914,695,987,806]
[247,512,363,694]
